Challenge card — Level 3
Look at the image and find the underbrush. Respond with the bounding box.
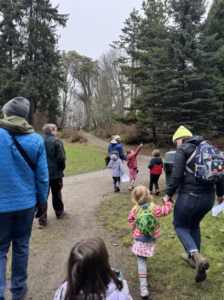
[98,192,224,300]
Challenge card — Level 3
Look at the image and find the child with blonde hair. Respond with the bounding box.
[128,186,173,297]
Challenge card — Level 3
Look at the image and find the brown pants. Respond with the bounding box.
[38,178,64,225]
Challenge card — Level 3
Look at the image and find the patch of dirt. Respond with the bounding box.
[4,133,165,300]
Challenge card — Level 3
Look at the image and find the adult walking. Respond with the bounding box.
[38,124,66,229]
[163,126,224,282]
[0,97,49,300]
[108,135,127,161]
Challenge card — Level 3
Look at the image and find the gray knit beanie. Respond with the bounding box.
[2,97,30,119]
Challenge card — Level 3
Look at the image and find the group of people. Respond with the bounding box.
[1,97,224,300]
[107,135,163,194]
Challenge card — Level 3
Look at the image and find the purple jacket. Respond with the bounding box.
[53,280,133,300]
[108,154,124,177]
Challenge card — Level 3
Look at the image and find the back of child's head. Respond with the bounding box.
[111,150,119,157]
[64,237,123,300]
[126,149,131,156]
[152,149,160,157]
[132,186,153,213]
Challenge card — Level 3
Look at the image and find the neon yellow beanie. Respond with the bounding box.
[172,126,193,142]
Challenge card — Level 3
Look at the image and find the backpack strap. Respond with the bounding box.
[185,149,196,174]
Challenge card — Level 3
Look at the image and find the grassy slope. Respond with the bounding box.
[98,193,224,300]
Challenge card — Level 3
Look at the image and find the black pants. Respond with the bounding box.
[149,174,160,191]
[39,178,64,225]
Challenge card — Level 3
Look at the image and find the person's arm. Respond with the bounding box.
[165,147,187,197]
[54,139,66,170]
[216,179,224,198]
[153,201,173,218]
[35,140,49,206]
[120,280,133,300]
[128,209,136,231]
[148,158,154,169]
[118,144,127,161]
[108,160,112,169]
[133,144,142,157]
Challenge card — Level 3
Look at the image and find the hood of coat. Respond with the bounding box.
[0,116,34,134]
[183,135,203,146]
[110,154,119,161]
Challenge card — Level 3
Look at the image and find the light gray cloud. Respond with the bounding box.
[52,0,214,59]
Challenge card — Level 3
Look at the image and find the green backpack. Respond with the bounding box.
[134,203,160,236]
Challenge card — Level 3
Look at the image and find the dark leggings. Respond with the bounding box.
[149,174,160,191]
[113,177,120,184]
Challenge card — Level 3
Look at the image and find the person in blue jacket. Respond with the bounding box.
[108,135,127,161]
[0,97,49,300]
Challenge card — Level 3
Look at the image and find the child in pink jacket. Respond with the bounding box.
[126,143,142,191]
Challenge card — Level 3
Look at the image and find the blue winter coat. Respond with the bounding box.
[0,128,49,213]
[108,142,127,161]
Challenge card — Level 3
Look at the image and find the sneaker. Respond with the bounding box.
[154,190,160,195]
[149,191,153,195]
[128,186,132,191]
[140,285,149,297]
[57,207,67,219]
[117,187,120,192]
[38,221,48,229]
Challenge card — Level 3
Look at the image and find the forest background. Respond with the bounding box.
[1,0,224,147]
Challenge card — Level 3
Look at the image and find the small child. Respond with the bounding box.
[108,150,124,192]
[148,149,163,195]
[53,237,133,300]
[128,186,173,297]
[126,143,142,191]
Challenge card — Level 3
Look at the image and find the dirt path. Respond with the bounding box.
[5,134,165,300]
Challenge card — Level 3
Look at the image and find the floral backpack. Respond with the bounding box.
[134,203,160,236]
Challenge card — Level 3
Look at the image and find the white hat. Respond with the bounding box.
[111,139,117,144]
[113,135,120,140]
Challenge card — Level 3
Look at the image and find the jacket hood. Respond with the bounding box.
[111,139,118,144]
[110,154,119,161]
[0,116,34,134]
[184,135,203,146]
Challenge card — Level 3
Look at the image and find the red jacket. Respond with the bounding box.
[148,157,163,175]
[127,145,142,169]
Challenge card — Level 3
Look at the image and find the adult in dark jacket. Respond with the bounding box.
[38,124,66,228]
[108,135,127,161]
[0,97,49,300]
[163,126,224,283]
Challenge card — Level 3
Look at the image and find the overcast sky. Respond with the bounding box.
[51,0,214,60]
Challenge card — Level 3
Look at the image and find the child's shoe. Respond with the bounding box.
[114,185,118,193]
[128,185,132,191]
[149,191,153,195]
[116,186,120,192]
[154,190,160,195]
[140,284,149,297]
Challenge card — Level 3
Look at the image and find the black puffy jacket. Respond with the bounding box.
[166,136,224,197]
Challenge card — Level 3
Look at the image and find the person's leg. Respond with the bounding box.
[128,178,132,190]
[149,174,153,194]
[189,192,215,252]
[137,256,149,297]
[38,183,50,227]
[113,177,117,192]
[50,179,64,217]
[131,178,135,189]
[154,175,160,191]
[10,206,35,300]
[0,212,14,300]
[116,177,120,192]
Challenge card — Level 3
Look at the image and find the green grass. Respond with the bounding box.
[98,192,224,300]
[64,145,106,176]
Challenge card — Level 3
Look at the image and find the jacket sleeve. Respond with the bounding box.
[118,144,127,161]
[55,139,66,170]
[128,209,136,231]
[153,201,173,218]
[35,139,49,206]
[120,280,133,300]
[108,160,112,169]
[148,158,154,169]
[165,147,187,197]
[216,179,224,197]
[134,144,142,157]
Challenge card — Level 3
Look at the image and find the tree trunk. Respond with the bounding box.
[28,99,35,126]
[152,125,157,143]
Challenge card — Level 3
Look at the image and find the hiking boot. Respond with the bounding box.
[12,286,27,300]
[57,207,67,219]
[192,251,209,282]
[140,285,149,297]
[181,252,196,269]
[128,185,132,191]
[38,221,48,229]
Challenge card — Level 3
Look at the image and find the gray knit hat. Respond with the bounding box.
[2,97,30,119]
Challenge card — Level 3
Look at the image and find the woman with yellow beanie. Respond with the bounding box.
[163,126,224,283]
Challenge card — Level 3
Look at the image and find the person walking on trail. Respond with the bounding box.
[162,125,224,283]
[126,143,142,191]
[108,135,127,161]
[148,149,163,195]
[53,237,133,300]
[38,124,66,229]
[128,186,173,298]
[0,97,49,300]
[108,150,124,192]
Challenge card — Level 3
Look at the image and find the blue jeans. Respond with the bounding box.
[173,192,215,254]
[0,206,35,300]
